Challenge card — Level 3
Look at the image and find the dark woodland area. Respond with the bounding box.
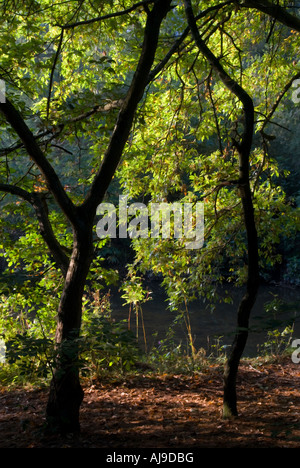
[0,0,300,452]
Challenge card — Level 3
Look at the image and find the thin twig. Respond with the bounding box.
[60,0,153,29]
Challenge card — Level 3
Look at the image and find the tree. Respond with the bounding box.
[116,0,300,418]
[184,0,300,417]
[0,0,299,433]
[0,0,173,432]
[183,0,258,416]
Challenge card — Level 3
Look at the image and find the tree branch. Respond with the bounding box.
[31,193,70,277]
[241,0,300,32]
[60,0,154,29]
[147,1,235,84]
[81,0,172,218]
[0,184,70,276]
[261,71,300,133]
[184,0,254,167]
[0,183,33,204]
[0,99,78,225]
[0,99,123,157]
[47,28,64,120]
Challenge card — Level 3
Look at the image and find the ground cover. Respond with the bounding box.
[0,357,299,448]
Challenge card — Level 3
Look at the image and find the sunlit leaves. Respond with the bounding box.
[0,0,299,332]
[116,2,300,311]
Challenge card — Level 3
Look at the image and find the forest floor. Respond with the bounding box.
[1,356,300,449]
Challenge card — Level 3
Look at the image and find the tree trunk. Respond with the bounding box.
[46,225,93,433]
[44,1,172,432]
[183,0,259,420]
[223,282,259,418]
[223,177,259,418]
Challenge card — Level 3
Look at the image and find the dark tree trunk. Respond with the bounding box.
[223,279,259,417]
[183,0,259,419]
[223,163,259,418]
[46,362,84,434]
[46,226,94,433]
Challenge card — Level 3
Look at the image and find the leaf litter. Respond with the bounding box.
[0,357,300,448]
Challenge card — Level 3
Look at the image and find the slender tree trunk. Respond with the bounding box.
[46,225,94,433]
[183,0,260,419]
[223,162,259,418]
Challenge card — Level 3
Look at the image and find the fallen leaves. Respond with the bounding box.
[0,357,300,448]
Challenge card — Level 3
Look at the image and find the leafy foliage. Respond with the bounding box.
[0,0,299,387]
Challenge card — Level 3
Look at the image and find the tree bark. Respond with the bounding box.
[223,178,259,418]
[46,223,94,433]
[222,100,259,417]
[241,0,300,33]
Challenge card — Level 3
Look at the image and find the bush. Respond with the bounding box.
[1,311,143,384]
[5,332,54,380]
[80,312,142,377]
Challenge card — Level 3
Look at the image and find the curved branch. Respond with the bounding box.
[0,99,77,225]
[31,193,70,277]
[184,0,259,419]
[61,0,154,29]
[0,183,69,276]
[81,0,172,218]
[241,0,300,32]
[0,183,33,203]
[184,0,254,163]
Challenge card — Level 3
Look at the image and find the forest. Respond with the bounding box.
[0,0,300,451]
